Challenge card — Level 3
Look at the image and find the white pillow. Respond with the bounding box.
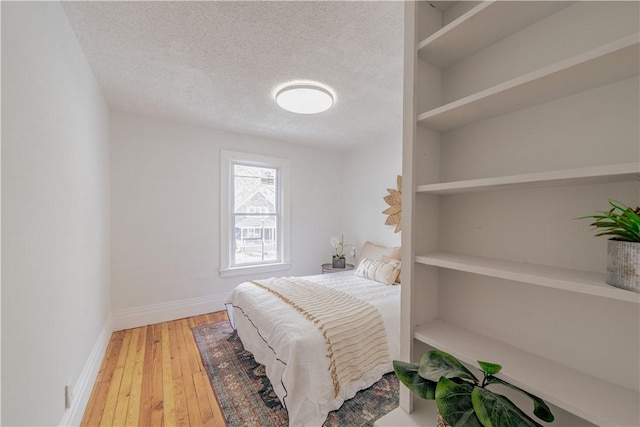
[355,258,401,285]
[359,241,401,262]
[382,255,402,284]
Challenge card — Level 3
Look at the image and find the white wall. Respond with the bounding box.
[110,111,343,327]
[1,2,111,426]
[342,140,403,256]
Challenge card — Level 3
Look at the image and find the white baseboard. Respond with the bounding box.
[112,293,229,331]
[59,314,113,427]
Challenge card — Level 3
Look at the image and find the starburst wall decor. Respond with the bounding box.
[382,175,402,233]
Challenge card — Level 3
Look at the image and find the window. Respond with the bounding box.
[220,150,290,276]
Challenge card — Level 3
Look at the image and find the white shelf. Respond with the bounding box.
[415,252,640,304]
[416,163,640,195]
[376,390,590,427]
[417,34,640,132]
[413,320,640,427]
[418,1,569,68]
[374,399,438,427]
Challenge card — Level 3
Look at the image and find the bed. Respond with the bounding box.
[225,242,401,426]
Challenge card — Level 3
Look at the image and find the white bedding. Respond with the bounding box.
[226,271,400,427]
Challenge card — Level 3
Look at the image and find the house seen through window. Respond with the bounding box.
[232,163,279,265]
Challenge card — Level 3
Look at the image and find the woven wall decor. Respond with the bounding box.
[383,175,402,233]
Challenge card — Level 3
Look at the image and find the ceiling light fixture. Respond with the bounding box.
[275,84,334,114]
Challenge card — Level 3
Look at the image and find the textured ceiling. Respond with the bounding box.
[62,1,405,151]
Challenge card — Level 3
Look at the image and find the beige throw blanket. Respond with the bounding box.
[250,277,391,396]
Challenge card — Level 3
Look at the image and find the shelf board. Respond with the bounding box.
[415,252,640,304]
[416,163,640,195]
[417,34,640,132]
[418,1,570,68]
[374,399,438,427]
[414,320,640,427]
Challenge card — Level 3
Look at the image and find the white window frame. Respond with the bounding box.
[220,150,291,277]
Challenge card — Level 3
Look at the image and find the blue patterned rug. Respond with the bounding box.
[193,321,398,426]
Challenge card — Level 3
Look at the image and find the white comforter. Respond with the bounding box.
[227,271,400,427]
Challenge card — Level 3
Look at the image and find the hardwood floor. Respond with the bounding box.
[81,312,228,427]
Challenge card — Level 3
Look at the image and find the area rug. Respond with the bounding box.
[192,320,398,427]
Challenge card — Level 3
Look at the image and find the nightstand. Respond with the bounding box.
[321,263,354,274]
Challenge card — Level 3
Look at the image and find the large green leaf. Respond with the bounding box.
[418,350,478,383]
[435,377,483,427]
[471,386,543,427]
[393,360,436,399]
[486,376,554,422]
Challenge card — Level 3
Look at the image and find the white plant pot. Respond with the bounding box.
[607,240,640,293]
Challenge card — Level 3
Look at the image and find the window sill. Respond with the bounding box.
[219,262,292,278]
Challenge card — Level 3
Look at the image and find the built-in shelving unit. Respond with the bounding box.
[377,2,640,427]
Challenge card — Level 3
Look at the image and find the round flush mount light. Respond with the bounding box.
[275,84,334,114]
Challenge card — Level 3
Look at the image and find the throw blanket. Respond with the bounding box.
[250,277,391,396]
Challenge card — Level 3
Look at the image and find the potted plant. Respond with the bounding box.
[330,235,355,268]
[580,200,640,293]
[393,350,554,427]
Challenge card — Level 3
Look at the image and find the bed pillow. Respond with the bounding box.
[382,255,402,284]
[359,241,401,262]
[355,257,401,285]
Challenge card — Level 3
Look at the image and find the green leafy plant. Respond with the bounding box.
[393,350,554,427]
[579,200,640,242]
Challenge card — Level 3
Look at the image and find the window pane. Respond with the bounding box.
[233,164,277,214]
[233,214,278,265]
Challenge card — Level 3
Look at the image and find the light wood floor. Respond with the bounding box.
[81,312,228,427]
